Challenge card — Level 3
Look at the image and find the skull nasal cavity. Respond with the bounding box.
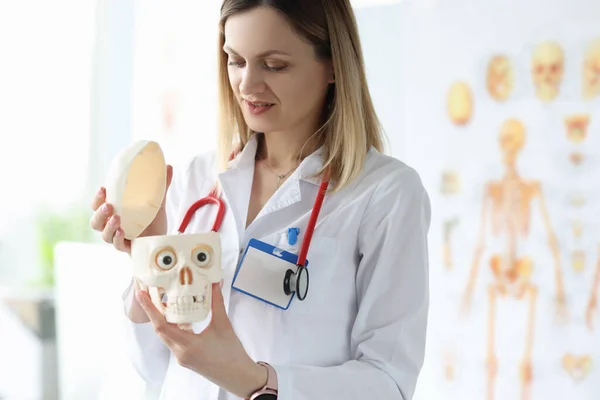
[179,267,193,285]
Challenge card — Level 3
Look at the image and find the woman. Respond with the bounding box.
[90,1,431,399]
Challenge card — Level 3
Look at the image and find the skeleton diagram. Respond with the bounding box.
[585,244,600,330]
[461,118,567,400]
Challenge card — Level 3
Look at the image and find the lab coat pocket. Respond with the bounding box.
[284,236,338,315]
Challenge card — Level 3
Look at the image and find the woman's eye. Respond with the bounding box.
[228,59,245,67]
[227,58,285,72]
[156,249,177,270]
[264,64,286,72]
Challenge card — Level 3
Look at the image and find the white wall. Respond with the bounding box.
[86,0,136,199]
[355,3,408,158]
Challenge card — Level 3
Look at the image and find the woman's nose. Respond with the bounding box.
[239,65,266,95]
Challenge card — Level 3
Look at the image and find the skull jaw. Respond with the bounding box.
[165,303,210,324]
[148,286,212,324]
[163,290,212,324]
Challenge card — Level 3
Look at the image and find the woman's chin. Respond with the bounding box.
[244,118,281,134]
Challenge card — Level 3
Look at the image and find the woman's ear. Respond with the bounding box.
[328,63,335,84]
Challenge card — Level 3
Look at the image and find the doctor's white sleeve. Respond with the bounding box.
[120,161,193,387]
[272,168,431,400]
[121,283,170,387]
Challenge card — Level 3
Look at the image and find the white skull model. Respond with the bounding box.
[583,38,600,100]
[531,41,564,102]
[131,232,224,324]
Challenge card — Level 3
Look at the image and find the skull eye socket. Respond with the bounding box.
[155,248,177,270]
[192,245,212,268]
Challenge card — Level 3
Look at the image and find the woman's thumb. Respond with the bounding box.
[166,165,173,190]
[159,165,173,210]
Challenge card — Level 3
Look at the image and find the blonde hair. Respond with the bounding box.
[217,0,387,192]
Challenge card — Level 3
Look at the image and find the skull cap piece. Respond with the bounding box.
[104,140,167,240]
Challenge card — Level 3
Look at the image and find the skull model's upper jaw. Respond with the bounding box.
[159,284,211,323]
[161,289,207,309]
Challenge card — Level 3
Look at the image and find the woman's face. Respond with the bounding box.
[223,6,333,136]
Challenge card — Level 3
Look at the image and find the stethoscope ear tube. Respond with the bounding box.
[177,186,226,234]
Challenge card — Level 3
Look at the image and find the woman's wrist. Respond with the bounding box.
[229,360,268,399]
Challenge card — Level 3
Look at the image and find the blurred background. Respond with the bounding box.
[0,0,599,399]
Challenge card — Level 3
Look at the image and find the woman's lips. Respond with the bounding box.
[244,100,275,115]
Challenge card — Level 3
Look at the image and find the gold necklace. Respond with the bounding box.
[261,160,298,189]
[255,134,301,188]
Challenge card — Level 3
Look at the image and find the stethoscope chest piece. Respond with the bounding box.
[284,265,309,301]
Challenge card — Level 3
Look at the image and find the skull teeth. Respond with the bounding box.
[192,296,205,303]
[164,295,206,306]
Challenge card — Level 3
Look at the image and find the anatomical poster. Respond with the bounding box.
[383,1,600,400]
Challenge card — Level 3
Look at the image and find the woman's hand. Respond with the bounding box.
[135,282,268,399]
[89,165,173,254]
[89,165,173,323]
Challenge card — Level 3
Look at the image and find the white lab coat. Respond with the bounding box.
[122,134,431,400]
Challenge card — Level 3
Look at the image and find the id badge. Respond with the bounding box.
[232,238,309,310]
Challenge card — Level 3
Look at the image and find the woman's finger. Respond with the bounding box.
[136,290,178,345]
[113,228,131,253]
[210,281,230,330]
[102,214,120,243]
[91,187,106,211]
[90,203,112,232]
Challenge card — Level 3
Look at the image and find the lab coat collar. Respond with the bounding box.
[226,134,326,186]
[296,145,326,186]
[217,134,327,237]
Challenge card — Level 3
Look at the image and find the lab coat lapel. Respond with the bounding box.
[254,174,302,219]
[218,139,257,245]
[219,137,326,239]
[249,145,327,225]
[219,167,252,244]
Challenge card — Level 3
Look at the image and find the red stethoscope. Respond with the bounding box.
[176,150,235,234]
[174,149,330,302]
[176,186,226,234]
